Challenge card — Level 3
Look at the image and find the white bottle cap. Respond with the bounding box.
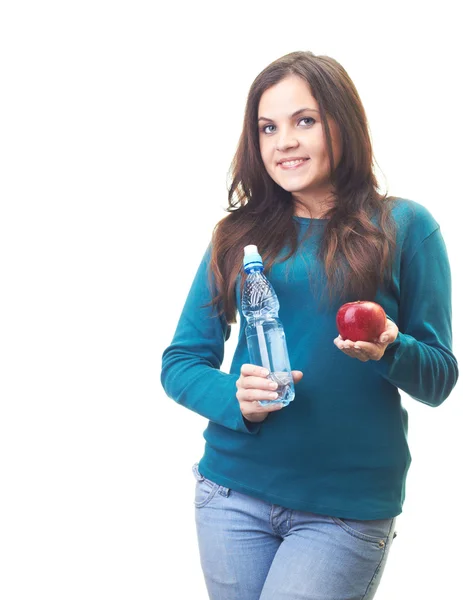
[244,245,258,255]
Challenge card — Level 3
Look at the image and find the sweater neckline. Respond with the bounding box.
[292,215,328,223]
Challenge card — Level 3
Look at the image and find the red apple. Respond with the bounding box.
[336,301,387,342]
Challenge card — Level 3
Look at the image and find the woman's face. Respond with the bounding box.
[258,75,342,210]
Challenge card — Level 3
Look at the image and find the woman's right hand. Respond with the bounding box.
[236,364,304,423]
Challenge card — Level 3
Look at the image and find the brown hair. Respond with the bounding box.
[207,50,396,324]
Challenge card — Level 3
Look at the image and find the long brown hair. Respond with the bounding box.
[207,50,396,324]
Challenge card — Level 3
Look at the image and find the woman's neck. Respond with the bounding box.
[292,190,335,219]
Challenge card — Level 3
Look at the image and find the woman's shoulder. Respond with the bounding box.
[387,197,442,264]
[388,196,439,235]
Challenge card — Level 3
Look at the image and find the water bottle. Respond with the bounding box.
[242,245,295,407]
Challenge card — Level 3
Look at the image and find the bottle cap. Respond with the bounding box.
[243,245,263,272]
[244,245,258,255]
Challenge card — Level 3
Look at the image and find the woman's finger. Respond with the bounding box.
[240,363,270,378]
[239,375,278,391]
[237,387,280,403]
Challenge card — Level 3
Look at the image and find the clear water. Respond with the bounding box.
[245,327,295,407]
[242,269,295,407]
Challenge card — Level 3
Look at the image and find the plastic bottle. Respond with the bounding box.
[242,245,295,407]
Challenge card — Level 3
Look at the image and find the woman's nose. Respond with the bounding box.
[276,130,299,151]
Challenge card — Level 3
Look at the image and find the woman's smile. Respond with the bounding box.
[278,158,310,170]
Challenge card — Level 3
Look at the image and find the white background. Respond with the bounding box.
[1,1,461,598]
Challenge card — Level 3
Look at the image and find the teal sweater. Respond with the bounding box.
[161,198,458,519]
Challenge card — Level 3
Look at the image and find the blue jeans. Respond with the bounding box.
[193,463,397,600]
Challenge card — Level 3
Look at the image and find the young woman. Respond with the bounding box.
[160,51,458,600]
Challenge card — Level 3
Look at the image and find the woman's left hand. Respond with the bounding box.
[333,319,399,362]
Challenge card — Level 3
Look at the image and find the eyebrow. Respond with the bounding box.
[258,108,319,122]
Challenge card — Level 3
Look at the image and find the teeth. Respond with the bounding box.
[280,159,306,166]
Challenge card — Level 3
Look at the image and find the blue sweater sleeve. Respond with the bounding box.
[375,228,458,406]
[160,244,260,433]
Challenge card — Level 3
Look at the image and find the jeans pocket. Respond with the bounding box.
[330,516,395,546]
[192,463,227,508]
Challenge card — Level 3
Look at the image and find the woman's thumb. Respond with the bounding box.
[292,370,304,384]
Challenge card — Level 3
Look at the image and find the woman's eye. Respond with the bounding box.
[299,117,315,126]
[262,124,276,134]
